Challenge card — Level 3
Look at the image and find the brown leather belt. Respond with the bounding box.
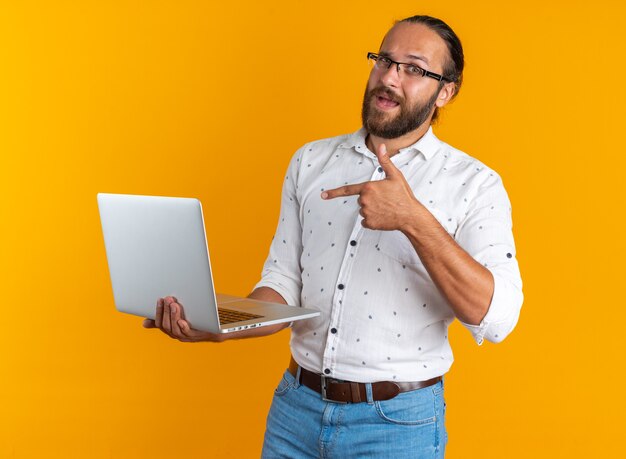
[288,357,442,404]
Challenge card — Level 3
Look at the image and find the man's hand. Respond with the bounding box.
[142,288,290,342]
[143,296,225,343]
[321,143,422,231]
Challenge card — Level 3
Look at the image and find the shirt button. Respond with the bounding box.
[338,284,344,290]
[331,327,337,334]
[350,240,357,246]
[377,166,383,173]
[324,368,331,375]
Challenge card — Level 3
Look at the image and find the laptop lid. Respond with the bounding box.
[98,193,224,331]
[97,193,320,333]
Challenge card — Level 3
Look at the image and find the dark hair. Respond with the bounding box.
[397,15,464,123]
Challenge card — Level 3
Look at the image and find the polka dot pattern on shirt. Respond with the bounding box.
[254,126,523,382]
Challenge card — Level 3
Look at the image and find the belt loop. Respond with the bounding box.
[365,383,374,404]
[295,365,302,388]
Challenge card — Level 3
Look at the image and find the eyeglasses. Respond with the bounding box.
[367,52,452,82]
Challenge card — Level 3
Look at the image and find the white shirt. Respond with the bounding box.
[254,126,523,383]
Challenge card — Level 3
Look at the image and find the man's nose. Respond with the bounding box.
[379,63,401,87]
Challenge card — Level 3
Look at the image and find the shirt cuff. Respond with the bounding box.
[458,317,488,346]
[458,270,522,345]
[253,279,300,307]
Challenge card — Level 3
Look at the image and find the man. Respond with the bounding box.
[144,15,523,458]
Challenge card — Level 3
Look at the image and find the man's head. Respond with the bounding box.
[361,15,464,139]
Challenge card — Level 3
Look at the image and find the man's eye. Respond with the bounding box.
[407,65,422,75]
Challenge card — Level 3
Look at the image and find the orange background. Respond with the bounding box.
[1,1,624,457]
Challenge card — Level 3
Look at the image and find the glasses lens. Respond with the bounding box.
[402,64,423,79]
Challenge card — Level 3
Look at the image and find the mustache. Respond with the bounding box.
[370,87,403,104]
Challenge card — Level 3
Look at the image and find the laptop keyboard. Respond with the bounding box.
[218,307,264,325]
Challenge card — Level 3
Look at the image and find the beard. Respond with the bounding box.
[361,84,440,139]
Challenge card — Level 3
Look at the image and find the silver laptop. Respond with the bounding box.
[97,193,319,333]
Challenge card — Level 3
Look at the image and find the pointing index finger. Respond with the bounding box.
[322,182,367,200]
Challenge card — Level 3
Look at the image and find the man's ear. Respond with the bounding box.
[435,81,457,108]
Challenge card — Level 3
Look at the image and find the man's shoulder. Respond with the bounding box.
[298,130,357,153]
[436,137,503,184]
[286,130,360,169]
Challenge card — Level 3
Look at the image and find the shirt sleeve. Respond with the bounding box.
[454,170,524,345]
[253,146,305,307]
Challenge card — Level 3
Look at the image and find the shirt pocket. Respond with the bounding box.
[377,207,457,266]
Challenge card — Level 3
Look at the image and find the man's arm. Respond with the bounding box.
[400,207,493,325]
[143,287,290,342]
[400,175,523,343]
[323,143,522,343]
[322,143,492,323]
[250,145,305,307]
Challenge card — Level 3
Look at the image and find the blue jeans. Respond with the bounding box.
[262,368,447,458]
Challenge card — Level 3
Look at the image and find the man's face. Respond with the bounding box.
[362,22,451,139]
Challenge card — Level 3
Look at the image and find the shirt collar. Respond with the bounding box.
[339,125,441,161]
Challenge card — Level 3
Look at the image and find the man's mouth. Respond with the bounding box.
[374,94,400,110]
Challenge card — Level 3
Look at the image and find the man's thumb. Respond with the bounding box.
[377,143,398,177]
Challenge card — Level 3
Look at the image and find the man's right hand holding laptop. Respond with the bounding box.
[142,287,290,342]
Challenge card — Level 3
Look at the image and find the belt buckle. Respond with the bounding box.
[320,375,348,404]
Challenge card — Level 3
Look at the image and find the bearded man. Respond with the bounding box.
[145,14,523,458]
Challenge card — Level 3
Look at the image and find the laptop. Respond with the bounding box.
[97,193,320,333]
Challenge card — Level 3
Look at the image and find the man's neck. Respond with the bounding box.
[365,122,431,158]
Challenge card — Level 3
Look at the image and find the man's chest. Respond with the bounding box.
[296,153,460,251]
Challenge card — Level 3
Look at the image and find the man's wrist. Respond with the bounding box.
[398,198,431,237]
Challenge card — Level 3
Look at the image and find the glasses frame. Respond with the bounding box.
[367,52,452,83]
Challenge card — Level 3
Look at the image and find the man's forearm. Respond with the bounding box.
[215,287,291,341]
[400,201,494,325]
[248,286,289,304]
